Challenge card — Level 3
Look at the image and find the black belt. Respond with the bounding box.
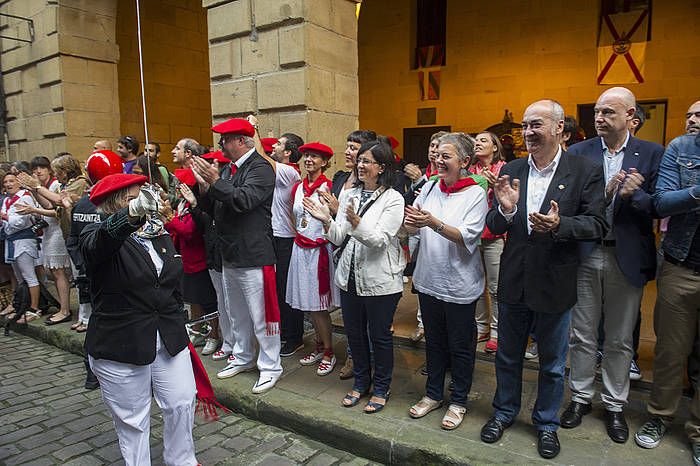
[664,254,700,274]
[596,240,616,247]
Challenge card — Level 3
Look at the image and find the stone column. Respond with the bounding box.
[203,0,359,162]
[1,0,119,161]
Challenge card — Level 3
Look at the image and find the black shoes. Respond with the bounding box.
[560,400,592,428]
[480,416,512,443]
[280,340,304,357]
[538,431,561,459]
[605,410,629,443]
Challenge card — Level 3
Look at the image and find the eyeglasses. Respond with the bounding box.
[356,158,379,166]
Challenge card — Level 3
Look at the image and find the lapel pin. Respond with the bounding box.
[161,248,166,254]
[634,152,639,156]
[558,184,565,190]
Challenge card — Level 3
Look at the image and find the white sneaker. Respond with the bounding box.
[524,342,539,359]
[299,349,323,366]
[317,355,336,376]
[629,359,643,381]
[211,350,229,361]
[202,338,220,356]
[252,374,280,394]
[216,362,255,379]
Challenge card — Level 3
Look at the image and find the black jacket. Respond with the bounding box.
[486,153,608,314]
[66,193,105,274]
[568,136,664,287]
[80,209,189,365]
[200,151,276,267]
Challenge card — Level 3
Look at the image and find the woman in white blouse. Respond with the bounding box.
[304,141,405,413]
[404,132,488,430]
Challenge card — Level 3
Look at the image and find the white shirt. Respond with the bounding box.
[272,163,301,238]
[601,132,629,184]
[501,147,563,234]
[2,189,40,261]
[234,147,256,169]
[411,181,488,304]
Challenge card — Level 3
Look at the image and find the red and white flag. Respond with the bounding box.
[597,7,650,85]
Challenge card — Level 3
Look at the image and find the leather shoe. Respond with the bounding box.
[605,410,629,443]
[538,431,560,459]
[560,400,592,428]
[480,416,512,443]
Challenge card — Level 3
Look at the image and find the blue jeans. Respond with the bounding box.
[493,301,571,431]
[340,287,401,397]
[419,293,477,407]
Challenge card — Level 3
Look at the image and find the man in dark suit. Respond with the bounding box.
[479,100,607,460]
[192,118,281,394]
[561,87,663,443]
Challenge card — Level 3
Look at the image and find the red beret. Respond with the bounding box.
[86,150,124,184]
[174,168,196,187]
[299,142,333,159]
[261,137,278,154]
[388,136,399,150]
[201,150,230,164]
[211,118,255,137]
[90,174,148,206]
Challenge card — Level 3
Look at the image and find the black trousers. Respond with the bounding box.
[419,292,477,406]
[274,236,303,344]
[340,283,400,397]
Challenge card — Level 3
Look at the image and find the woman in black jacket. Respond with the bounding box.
[79,173,199,466]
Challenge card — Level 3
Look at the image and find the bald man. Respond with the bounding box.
[686,100,700,135]
[93,140,112,151]
[563,87,664,443]
[171,138,205,168]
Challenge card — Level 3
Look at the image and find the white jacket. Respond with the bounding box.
[325,186,406,296]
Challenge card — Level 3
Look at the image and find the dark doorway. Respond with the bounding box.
[403,126,451,168]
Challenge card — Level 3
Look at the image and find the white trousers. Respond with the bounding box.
[209,269,233,354]
[90,343,198,466]
[78,303,92,325]
[221,265,282,377]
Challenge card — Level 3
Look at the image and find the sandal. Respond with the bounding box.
[45,312,71,325]
[364,391,390,414]
[342,388,370,408]
[0,305,14,316]
[441,404,467,430]
[409,396,443,419]
[75,323,88,333]
[70,321,82,330]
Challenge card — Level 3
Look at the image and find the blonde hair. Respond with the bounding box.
[51,154,83,181]
[96,187,131,215]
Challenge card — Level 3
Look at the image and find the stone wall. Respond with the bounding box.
[203,0,359,167]
[1,0,120,161]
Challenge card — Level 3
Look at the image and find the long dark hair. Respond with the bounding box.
[353,141,395,189]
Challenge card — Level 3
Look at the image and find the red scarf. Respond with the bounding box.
[287,162,301,175]
[4,193,21,211]
[188,342,231,420]
[439,177,477,195]
[425,165,438,179]
[302,174,330,197]
[293,234,331,309]
[262,265,281,335]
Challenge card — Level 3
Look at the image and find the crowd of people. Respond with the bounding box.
[1,88,698,465]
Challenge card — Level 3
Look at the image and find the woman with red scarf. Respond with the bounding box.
[404,132,488,431]
[286,142,340,376]
[469,132,507,353]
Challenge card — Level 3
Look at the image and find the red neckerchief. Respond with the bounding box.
[4,192,22,210]
[302,174,330,198]
[287,162,301,175]
[425,164,438,179]
[439,177,477,195]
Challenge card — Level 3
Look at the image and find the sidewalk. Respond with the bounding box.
[4,316,694,465]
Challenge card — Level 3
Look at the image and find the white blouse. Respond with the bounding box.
[411,180,488,304]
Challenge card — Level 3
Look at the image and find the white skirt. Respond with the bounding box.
[41,222,71,270]
[286,243,340,311]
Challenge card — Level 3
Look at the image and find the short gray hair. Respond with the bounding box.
[437,132,476,165]
[550,100,565,122]
[182,138,207,157]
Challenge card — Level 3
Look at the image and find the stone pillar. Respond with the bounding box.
[203,0,359,163]
[1,0,119,161]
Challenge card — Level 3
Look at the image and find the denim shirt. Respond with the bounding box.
[653,134,700,261]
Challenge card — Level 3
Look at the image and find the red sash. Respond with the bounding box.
[262,265,281,335]
[293,234,331,309]
[188,342,231,420]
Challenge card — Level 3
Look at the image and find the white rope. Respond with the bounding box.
[135,0,152,184]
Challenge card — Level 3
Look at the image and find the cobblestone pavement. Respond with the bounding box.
[0,334,378,466]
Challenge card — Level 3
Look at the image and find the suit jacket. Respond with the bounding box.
[567,136,664,287]
[80,209,188,365]
[486,152,608,313]
[200,151,276,267]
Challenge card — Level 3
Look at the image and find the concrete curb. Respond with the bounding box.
[4,318,479,465]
